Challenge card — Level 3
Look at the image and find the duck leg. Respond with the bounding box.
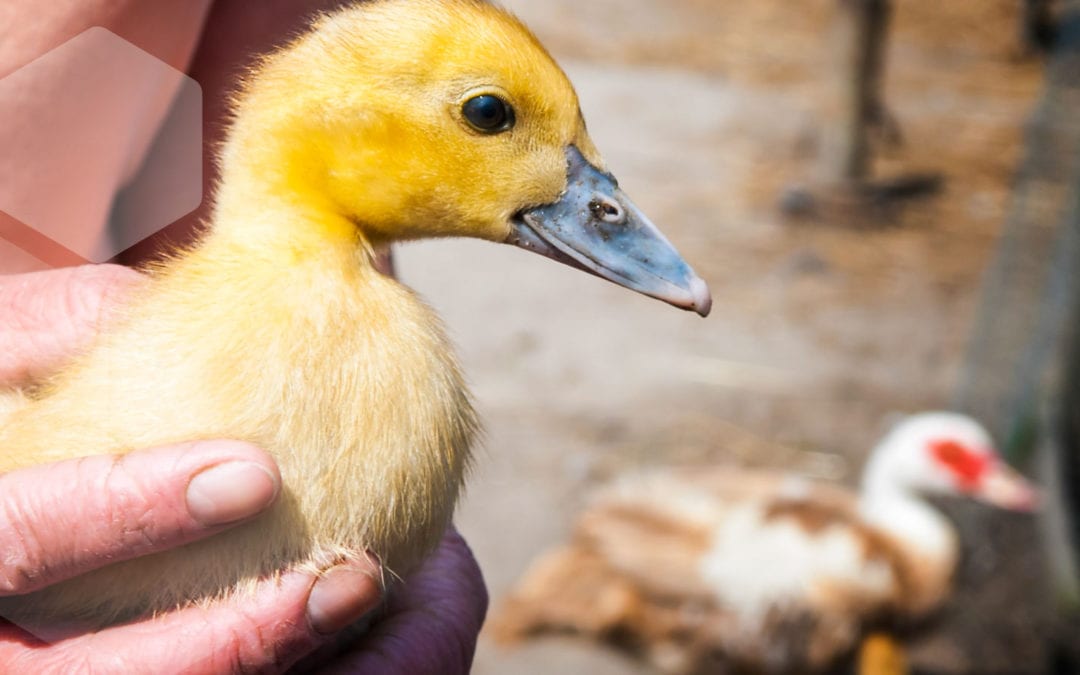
[857,632,908,675]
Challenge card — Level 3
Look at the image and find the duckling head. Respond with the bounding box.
[219,0,711,315]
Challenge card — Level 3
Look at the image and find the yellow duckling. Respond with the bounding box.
[0,0,709,627]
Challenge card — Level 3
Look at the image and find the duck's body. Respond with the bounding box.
[496,470,940,673]
[0,240,472,623]
[495,413,1038,673]
[0,0,708,626]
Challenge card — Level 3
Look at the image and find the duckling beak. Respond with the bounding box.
[507,146,712,317]
[975,462,1041,512]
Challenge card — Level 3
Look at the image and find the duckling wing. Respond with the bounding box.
[0,389,28,426]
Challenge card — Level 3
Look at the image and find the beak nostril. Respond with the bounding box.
[589,196,626,224]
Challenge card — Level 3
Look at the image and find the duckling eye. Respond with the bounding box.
[462,95,515,133]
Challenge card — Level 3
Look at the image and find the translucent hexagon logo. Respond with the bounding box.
[0,27,202,267]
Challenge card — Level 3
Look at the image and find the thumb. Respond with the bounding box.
[0,265,143,384]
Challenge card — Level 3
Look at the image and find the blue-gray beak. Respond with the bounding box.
[507,146,711,317]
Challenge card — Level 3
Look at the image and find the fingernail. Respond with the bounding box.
[308,560,382,635]
[186,461,280,526]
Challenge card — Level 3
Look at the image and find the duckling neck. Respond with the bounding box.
[210,153,374,264]
[158,168,477,575]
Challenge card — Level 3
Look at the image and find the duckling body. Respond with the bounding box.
[0,0,708,626]
[0,242,473,623]
[494,413,1038,673]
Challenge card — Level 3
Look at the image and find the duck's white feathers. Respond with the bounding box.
[496,467,938,673]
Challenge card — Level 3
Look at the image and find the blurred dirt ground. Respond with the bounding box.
[396,1,1054,673]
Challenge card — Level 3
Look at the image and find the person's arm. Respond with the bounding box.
[0,265,486,673]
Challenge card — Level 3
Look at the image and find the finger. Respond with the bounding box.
[0,264,143,384]
[319,528,488,675]
[0,441,280,595]
[0,556,383,674]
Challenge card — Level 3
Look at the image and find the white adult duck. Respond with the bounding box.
[495,412,1038,674]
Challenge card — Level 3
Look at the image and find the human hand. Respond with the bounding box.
[0,265,487,673]
[292,527,488,674]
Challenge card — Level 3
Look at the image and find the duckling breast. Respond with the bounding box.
[0,255,477,624]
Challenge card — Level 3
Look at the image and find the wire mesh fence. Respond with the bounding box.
[954,1,1080,666]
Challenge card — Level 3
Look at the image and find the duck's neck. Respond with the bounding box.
[858,463,959,613]
[858,481,956,561]
[208,144,374,268]
[167,154,477,576]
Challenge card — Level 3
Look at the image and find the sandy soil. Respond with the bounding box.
[395,1,1050,672]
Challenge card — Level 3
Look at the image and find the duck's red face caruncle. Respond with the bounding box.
[929,439,991,490]
[927,438,1039,511]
